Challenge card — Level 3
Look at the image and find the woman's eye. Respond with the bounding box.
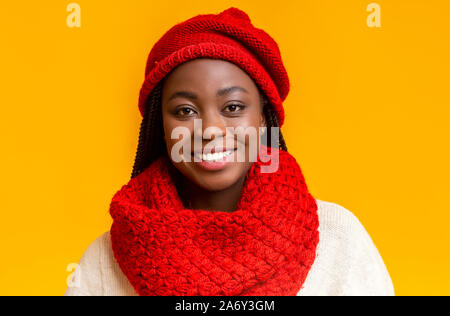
[224,103,245,113]
[176,107,196,116]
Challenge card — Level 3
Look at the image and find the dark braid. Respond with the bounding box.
[131,82,166,179]
[261,93,288,152]
[131,83,288,179]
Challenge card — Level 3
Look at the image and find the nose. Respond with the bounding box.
[194,111,226,142]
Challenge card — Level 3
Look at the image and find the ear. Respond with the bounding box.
[260,100,267,130]
[259,111,267,137]
[259,92,268,128]
[260,112,267,127]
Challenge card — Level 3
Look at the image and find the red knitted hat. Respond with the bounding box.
[138,7,290,127]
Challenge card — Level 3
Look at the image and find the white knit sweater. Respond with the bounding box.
[64,199,395,296]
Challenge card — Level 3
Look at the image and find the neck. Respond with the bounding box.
[170,166,246,213]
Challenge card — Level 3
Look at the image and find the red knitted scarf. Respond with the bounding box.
[109,145,319,296]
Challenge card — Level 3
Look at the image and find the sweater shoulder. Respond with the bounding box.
[314,199,363,235]
[299,198,395,296]
[64,231,137,296]
[313,198,380,258]
[64,232,108,296]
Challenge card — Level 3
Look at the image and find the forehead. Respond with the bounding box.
[162,58,258,93]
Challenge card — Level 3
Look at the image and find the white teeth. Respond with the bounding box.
[194,150,234,162]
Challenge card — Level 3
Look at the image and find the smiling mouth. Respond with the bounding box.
[191,148,237,162]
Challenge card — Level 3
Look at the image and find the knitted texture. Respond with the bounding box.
[109,144,319,296]
[138,7,290,127]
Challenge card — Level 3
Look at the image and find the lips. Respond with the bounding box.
[191,148,237,162]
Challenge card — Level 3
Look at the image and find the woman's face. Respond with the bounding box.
[161,58,266,192]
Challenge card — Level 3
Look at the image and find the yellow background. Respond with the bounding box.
[0,0,449,296]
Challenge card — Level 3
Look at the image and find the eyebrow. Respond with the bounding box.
[168,86,249,101]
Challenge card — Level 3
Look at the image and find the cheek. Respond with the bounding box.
[231,105,264,130]
[163,120,194,158]
[228,115,264,146]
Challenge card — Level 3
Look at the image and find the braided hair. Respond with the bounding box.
[130,81,288,179]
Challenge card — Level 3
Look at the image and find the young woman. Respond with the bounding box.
[65,7,394,296]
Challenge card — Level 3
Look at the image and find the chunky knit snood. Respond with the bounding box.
[109,145,319,296]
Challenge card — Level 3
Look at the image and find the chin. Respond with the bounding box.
[182,162,244,192]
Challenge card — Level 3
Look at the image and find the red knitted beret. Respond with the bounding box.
[138,7,290,127]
